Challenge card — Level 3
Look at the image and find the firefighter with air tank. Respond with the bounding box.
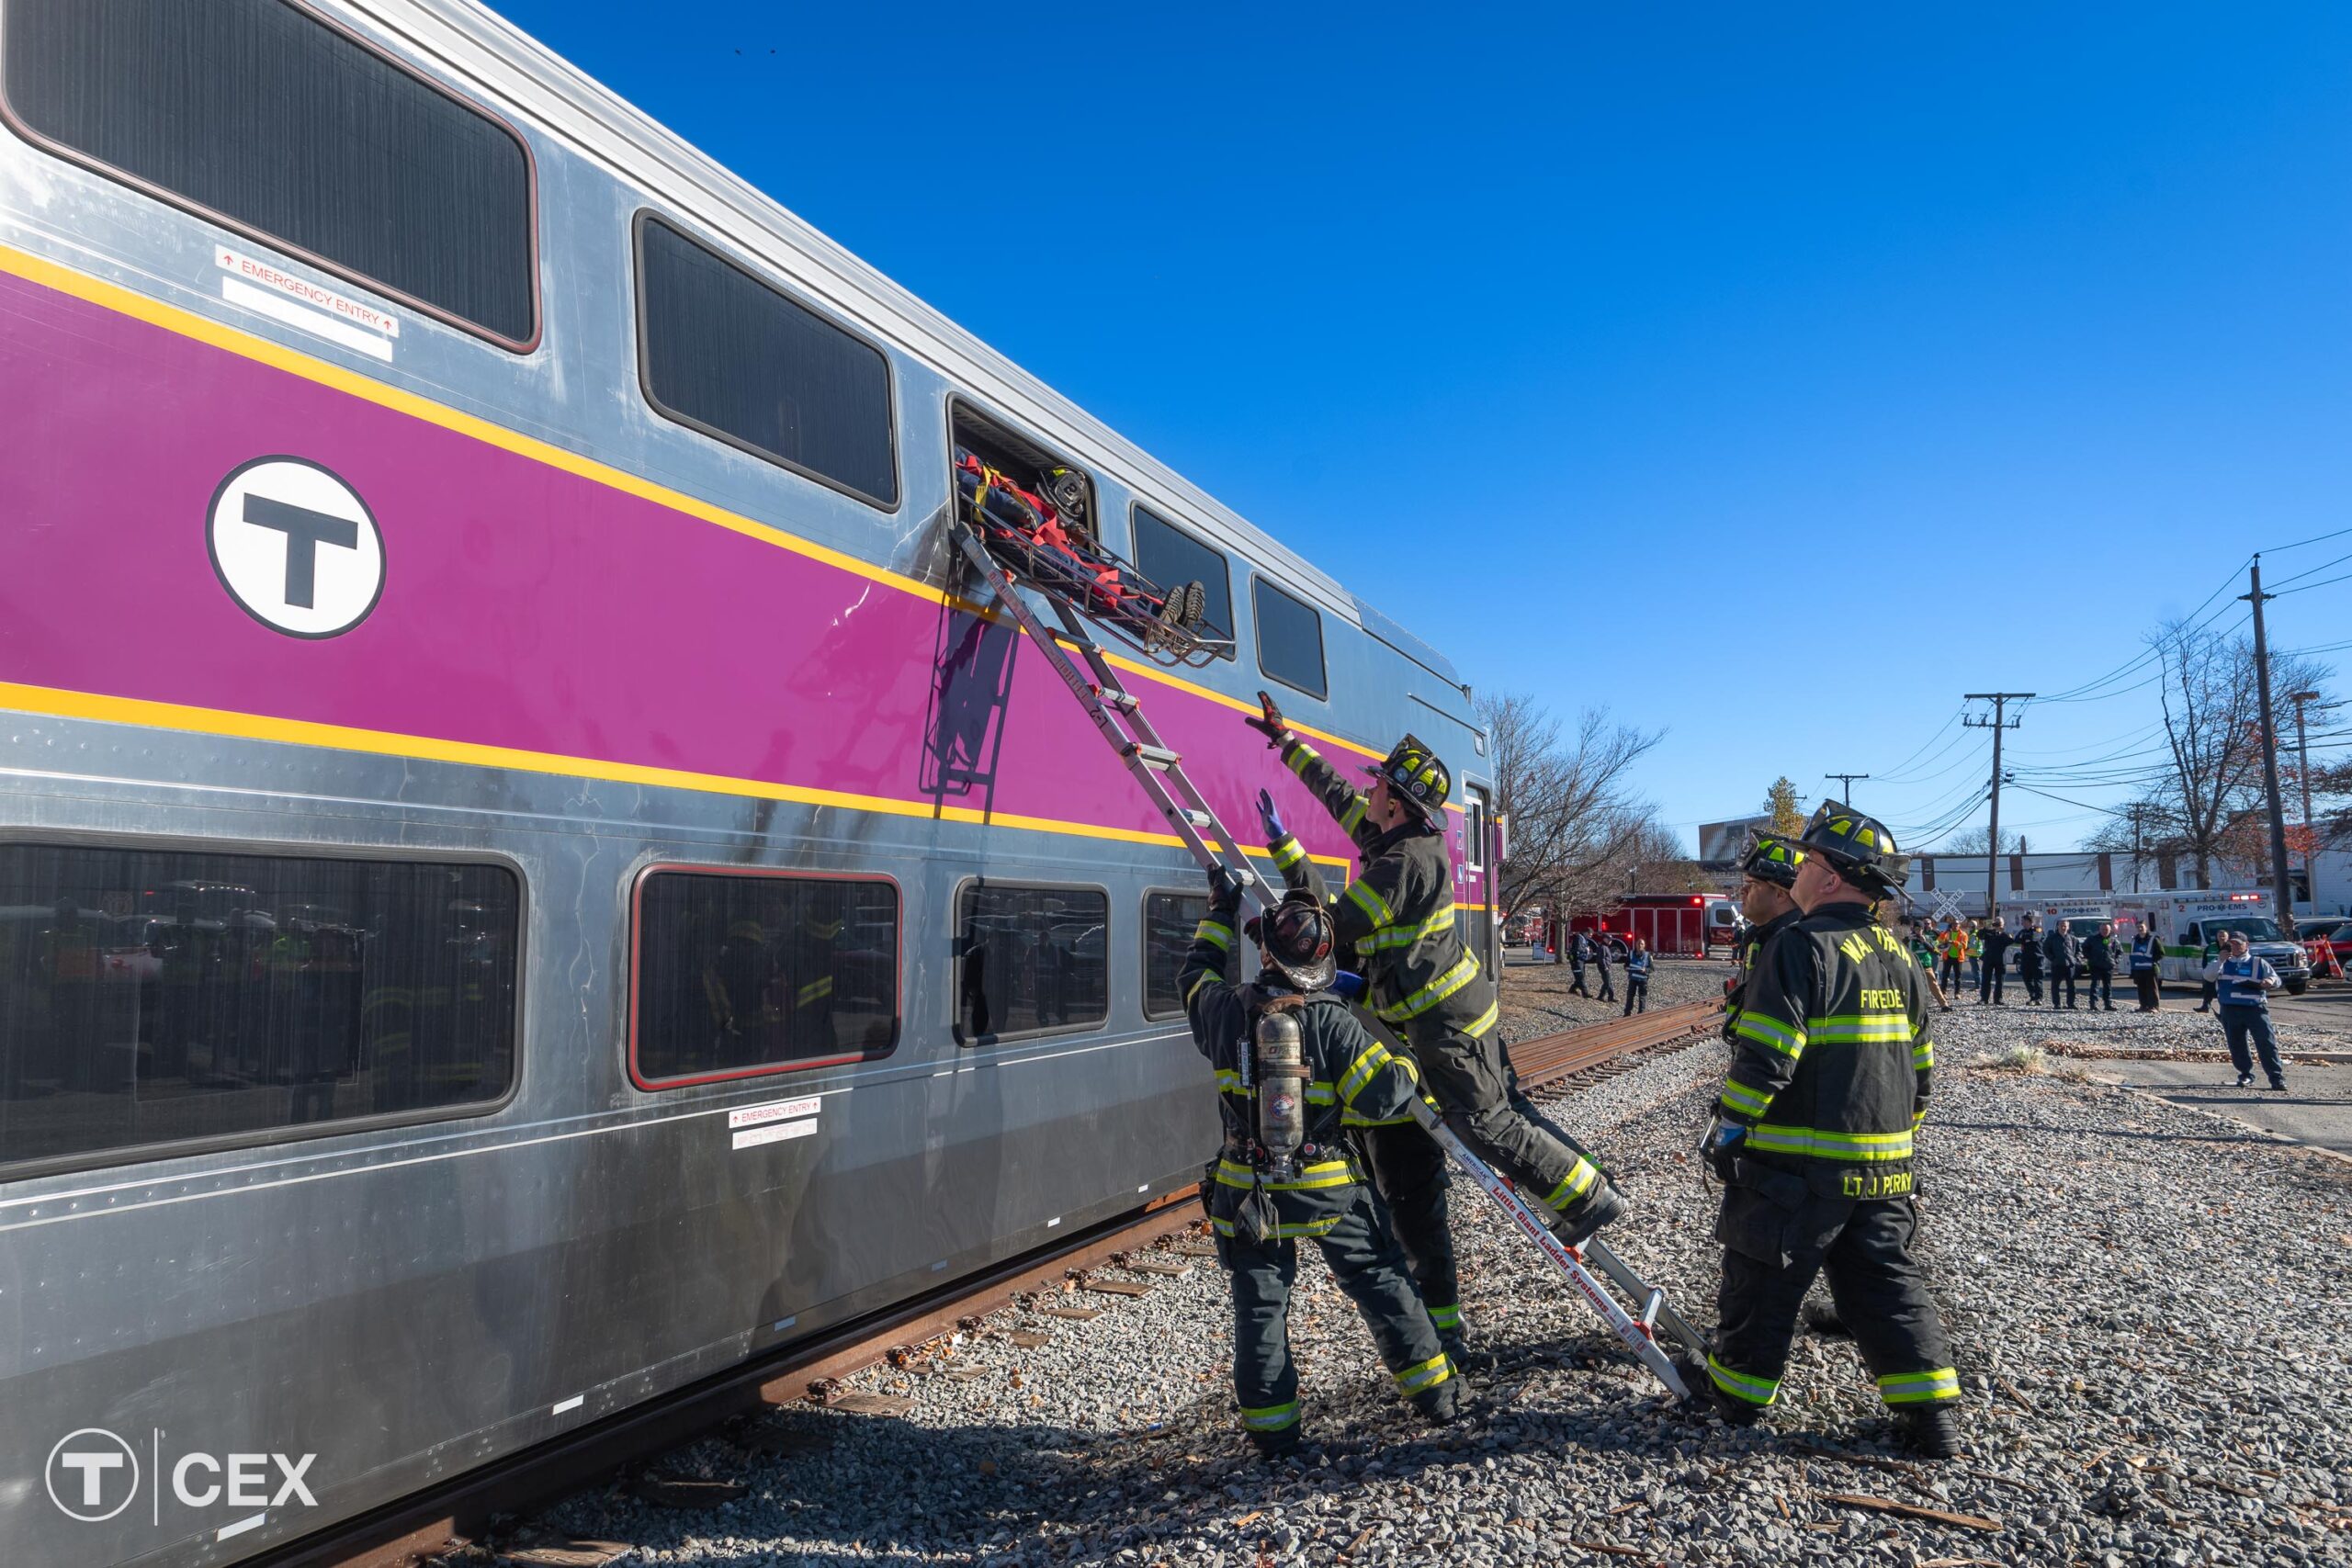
[1178,867,1460,1456]
[1246,697,1627,1374]
[1698,806,1964,1458]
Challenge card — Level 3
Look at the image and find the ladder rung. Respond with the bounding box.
[1128,744,1181,770]
[1095,687,1139,712]
[1180,809,1212,829]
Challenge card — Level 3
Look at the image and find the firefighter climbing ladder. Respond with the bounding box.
[950,513,1703,1402]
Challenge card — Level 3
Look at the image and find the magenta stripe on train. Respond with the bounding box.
[0,264,1493,894]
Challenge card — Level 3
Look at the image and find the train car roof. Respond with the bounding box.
[351,0,1464,694]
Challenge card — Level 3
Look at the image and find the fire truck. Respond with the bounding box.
[1571,894,1740,958]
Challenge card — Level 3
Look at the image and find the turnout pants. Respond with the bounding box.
[1709,1177,1958,1416]
[1216,1192,1452,1446]
[2132,969,2160,1010]
[1415,1021,1611,1224]
[1623,977,1649,1016]
[1351,1115,1461,1343]
[2220,1006,2285,1086]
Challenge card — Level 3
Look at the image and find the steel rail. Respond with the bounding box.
[263,1000,1721,1568]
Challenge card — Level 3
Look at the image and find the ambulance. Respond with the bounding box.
[2126,888,2312,995]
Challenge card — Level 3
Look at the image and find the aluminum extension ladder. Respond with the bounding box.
[948,515,1704,1401]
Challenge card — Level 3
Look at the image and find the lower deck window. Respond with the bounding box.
[956,884,1108,1043]
[0,843,518,1171]
[632,869,899,1087]
[1143,891,1208,1019]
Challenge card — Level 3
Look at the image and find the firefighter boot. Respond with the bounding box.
[1250,1424,1303,1461]
[1553,1179,1629,1247]
[1410,1380,1461,1427]
[1441,1333,1497,1377]
[1673,1358,1762,1427]
[1896,1404,1962,1460]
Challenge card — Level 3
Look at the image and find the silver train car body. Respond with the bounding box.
[0,2,1495,1562]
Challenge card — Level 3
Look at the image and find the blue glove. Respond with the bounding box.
[1704,1121,1746,1183]
[1256,788,1286,845]
[1331,970,1366,1003]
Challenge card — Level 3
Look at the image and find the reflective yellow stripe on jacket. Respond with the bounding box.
[1215,1156,1356,1192]
[1363,903,1458,953]
[1745,1124,1914,1162]
[1374,953,1480,1023]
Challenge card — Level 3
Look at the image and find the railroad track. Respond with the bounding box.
[266,998,1724,1568]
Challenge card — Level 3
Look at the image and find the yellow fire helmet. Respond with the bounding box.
[1363,734,1451,825]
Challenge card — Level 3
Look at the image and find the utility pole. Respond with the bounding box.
[1824,773,1869,806]
[2242,558,2296,929]
[2285,690,2340,916]
[1962,694,2032,920]
[2125,802,2151,894]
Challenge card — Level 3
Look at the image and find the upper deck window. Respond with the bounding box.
[1,0,537,347]
[1252,576,1329,700]
[637,214,899,509]
[1131,506,1234,651]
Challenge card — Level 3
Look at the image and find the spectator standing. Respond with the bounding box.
[2128,924,2163,1011]
[2204,931,2287,1090]
[1936,921,1967,998]
[1965,924,1983,991]
[2083,923,2119,1012]
[1977,919,2013,1006]
[1593,933,1616,1004]
[2044,923,2078,1010]
[1567,930,1591,998]
[1623,937,1653,1016]
[2015,916,2046,1005]
[2196,931,2221,1012]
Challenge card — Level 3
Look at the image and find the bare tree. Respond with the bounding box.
[2094,620,2334,886]
[1475,693,1665,917]
[1939,826,2027,854]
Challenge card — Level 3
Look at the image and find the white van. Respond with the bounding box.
[2124,889,2312,995]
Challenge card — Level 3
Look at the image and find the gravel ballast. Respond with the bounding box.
[519,999,2352,1568]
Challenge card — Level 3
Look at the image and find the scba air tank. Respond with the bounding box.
[1253,1007,1308,1180]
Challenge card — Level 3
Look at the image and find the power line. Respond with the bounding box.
[2258,524,2352,556]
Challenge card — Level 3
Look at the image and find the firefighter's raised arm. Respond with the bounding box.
[1180,866,1245,1049]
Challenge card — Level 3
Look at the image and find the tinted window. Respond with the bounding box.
[0,843,518,1171]
[1130,508,1233,647]
[1253,577,1329,699]
[956,885,1108,1043]
[2,0,535,344]
[1143,891,1208,1020]
[638,215,898,507]
[633,871,899,1087]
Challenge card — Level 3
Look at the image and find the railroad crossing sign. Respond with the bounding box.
[1928,890,1965,923]
[206,457,384,637]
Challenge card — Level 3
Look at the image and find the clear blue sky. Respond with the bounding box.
[495,1,2352,853]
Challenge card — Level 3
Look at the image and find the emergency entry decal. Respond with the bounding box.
[729,1094,822,1150]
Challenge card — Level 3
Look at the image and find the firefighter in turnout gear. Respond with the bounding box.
[1724,834,1805,1045]
[1181,869,1460,1455]
[1248,696,1629,1254]
[1702,807,1963,1458]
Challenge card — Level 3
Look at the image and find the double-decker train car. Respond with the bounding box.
[0,3,1497,1562]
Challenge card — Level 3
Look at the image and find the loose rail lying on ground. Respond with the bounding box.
[261,1001,1722,1568]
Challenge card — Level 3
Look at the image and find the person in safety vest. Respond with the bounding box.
[1934,922,1967,998]
[1248,698,1629,1256]
[1697,805,1963,1459]
[2128,923,2164,1011]
[1622,937,1654,1016]
[2204,930,2286,1091]
[1180,868,1460,1456]
[1725,835,1805,1045]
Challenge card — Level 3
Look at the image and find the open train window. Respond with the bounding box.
[1252,576,1329,700]
[1142,889,1210,1020]
[630,867,899,1089]
[955,882,1109,1044]
[0,0,537,348]
[1131,506,1234,650]
[949,401,1097,541]
[0,840,520,1176]
[636,213,899,508]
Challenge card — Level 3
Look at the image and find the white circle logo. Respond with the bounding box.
[46,1427,140,1522]
[207,457,386,637]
